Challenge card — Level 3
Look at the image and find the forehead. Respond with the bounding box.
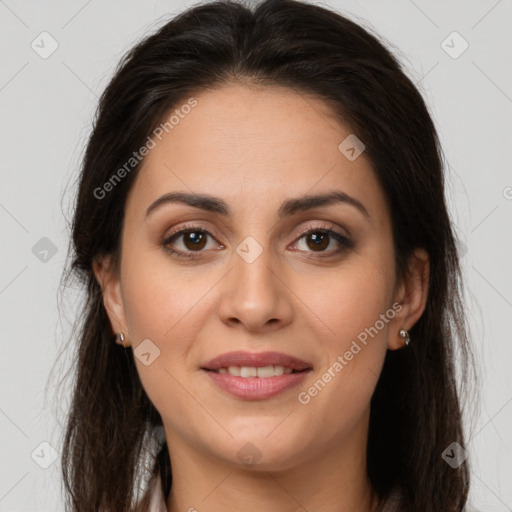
[126,83,389,227]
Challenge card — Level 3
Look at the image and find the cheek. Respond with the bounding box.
[293,274,391,441]
[291,255,393,410]
[119,251,208,415]
[119,247,216,384]
[297,259,392,345]
[120,245,206,341]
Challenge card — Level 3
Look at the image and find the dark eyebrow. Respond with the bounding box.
[145,192,229,218]
[145,190,369,219]
[277,191,369,219]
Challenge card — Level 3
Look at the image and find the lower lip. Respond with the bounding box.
[202,369,311,400]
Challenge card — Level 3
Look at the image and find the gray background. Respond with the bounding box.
[0,0,511,510]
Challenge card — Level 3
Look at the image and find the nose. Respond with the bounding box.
[217,246,294,333]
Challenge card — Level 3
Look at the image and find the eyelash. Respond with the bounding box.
[162,222,354,260]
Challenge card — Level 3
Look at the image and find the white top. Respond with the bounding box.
[147,472,168,512]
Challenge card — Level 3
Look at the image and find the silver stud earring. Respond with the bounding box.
[399,329,410,346]
[115,332,129,348]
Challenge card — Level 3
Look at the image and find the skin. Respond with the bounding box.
[94,82,429,512]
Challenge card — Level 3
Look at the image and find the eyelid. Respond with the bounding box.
[164,222,221,242]
[294,222,345,240]
[162,220,353,259]
[290,223,354,254]
[162,222,222,260]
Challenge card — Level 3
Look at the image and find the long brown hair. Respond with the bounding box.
[56,0,478,510]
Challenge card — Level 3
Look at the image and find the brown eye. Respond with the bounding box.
[294,227,354,256]
[304,232,330,251]
[181,230,207,251]
[162,225,221,259]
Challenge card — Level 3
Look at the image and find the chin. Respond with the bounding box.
[213,431,309,472]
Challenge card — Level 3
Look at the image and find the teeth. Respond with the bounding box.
[257,366,275,378]
[215,365,295,377]
[228,366,240,376]
[240,366,257,377]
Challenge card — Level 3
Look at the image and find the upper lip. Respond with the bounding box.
[201,351,312,371]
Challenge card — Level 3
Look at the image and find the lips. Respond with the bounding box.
[201,350,312,372]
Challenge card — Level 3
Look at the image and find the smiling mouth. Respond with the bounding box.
[203,365,310,378]
[201,365,312,400]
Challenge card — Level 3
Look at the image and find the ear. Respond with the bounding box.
[388,247,430,350]
[93,254,130,346]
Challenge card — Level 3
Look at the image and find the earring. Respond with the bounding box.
[399,329,410,346]
[115,332,129,348]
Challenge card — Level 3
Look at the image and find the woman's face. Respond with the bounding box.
[96,82,428,471]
